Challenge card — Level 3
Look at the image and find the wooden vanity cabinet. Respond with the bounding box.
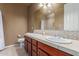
[38,42,72,56]
[32,50,37,56]
[24,36,32,56]
[32,39,38,56]
[24,40,28,52]
[24,36,72,56]
[24,36,38,56]
[38,48,49,56]
[27,42,32,56]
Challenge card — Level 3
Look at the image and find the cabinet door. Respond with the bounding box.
[38,42,72,56]
[32,39,38,46]
[32,45,38,56]
[24,41,28,52]
[38,49,48,56]
[32,45,37,52]
[32,50,37,56]
[28,42,32,56]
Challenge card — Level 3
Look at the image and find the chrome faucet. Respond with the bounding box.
[42,31,45,35]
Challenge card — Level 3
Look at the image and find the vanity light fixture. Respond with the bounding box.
[38,3,53,8]
[38,3,44,7]
[38,3,53,14]
[47,3,52,8]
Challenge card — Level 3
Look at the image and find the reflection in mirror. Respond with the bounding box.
[64,4,79,31]
[40,3,55,30]
[46,12,55,30]
[41,17,45,31]
[33,4,79,31]
[32,3,64,31]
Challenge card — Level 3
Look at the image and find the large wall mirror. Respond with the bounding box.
[32,3,79,31]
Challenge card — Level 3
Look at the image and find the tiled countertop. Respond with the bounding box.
[25,33,79,56]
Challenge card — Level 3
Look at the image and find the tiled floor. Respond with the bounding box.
[0,44,28,56]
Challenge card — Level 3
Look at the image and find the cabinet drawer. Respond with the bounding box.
[25,36,32,43]
[32,45,37,52]
[38,49,48,56]
[32,39,38,46]
[38,42,72,56]
[32,50,37,56]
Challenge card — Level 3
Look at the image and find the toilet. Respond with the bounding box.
[17,34,25,48]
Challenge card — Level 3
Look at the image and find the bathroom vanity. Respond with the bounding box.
[23,4,79,56]
[24,33,73,56]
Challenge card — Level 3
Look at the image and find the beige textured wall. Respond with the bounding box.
[1,4,28,46]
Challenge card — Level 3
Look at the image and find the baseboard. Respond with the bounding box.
[0,44,16,51]
[5,44,16,49]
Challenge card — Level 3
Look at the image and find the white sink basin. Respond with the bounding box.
[46,36,72,44]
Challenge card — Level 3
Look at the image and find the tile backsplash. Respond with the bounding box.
[34,30,79,40]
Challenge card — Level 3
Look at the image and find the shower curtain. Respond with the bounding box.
[64,4,79,31]
[0,10,5,50]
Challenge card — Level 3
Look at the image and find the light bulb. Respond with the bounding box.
[43,5,47,9]
[38,3,43,7]
[47,3,52,7]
